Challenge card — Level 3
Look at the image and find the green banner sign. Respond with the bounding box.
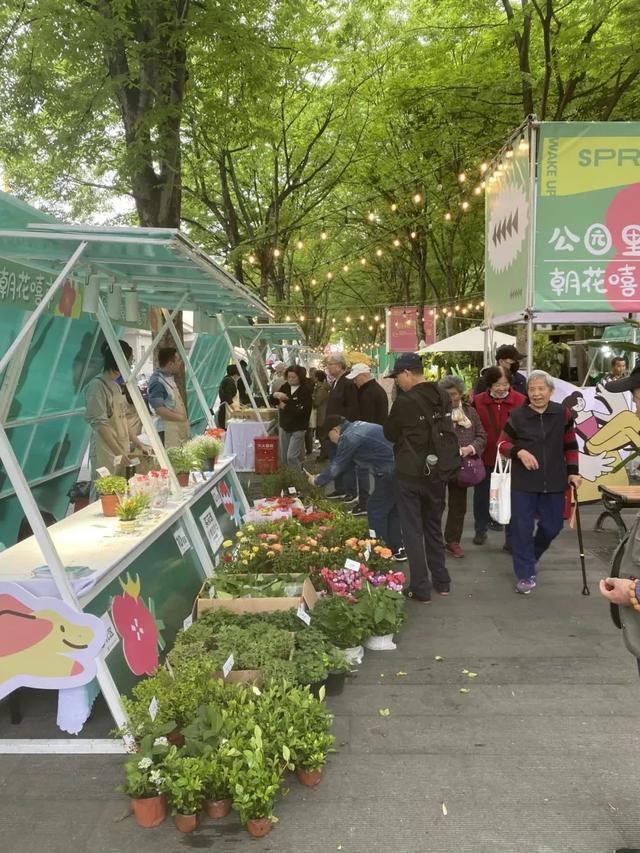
[0,257,84,317]
[484,143,531,322]
[534,122,640,312]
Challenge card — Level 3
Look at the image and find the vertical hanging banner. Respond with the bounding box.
[534,122,640,313]
[387,306,436,352]
[484,141,531,323]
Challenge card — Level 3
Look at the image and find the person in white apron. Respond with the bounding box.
[84,340,148,483]
[147,347,190,448]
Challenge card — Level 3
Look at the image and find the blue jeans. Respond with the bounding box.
[473,465,511,545]
[510,490,565,581]
[367,473,402,553]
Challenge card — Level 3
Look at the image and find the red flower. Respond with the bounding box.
[58,280,77,317]
[111,575,159,676]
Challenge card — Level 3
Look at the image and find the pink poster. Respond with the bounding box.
[387,306,436,352]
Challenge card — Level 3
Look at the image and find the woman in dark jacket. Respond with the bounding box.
[500,370,581,594]
[269,365,312,469]
[472,366,527,547]
[438,376,487,558]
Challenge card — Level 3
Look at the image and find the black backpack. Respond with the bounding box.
[404,386,461,483]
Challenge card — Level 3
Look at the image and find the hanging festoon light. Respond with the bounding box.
[296,237,304,250]
[273,247,281,258]
[413,191,423,204]
[316,317,321,324]
[311,278,317,285]
[461,201,470,212]
[248,253,256,264]
[359,314,365,321]
[410,230,417,239]
[444,212,452,221]
[343,264,349,272]
[393,238,401,247]
[506,144,514,159]
[124,289,140,323]
[299,314,305,322]
[83,271,100,314]
[458,172,466,183]
[326,271,333,280]
[374,314,380,322]
[390,202,398,212]
[107,282,122,320]
[346,315,352,323]
[285,314,291,322]
[519,134,529,151]
[376,248,383,257]
[294,284,301,292]
[360,257,367,265]
[320,224,328,240]
[474,186,482,195]
[367,210,376,222]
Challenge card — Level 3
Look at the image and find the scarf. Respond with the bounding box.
[451,404,472,429]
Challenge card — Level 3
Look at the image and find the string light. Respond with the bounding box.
[359,314,365,321]
[376,248,383,257]
[368,325,373,331]
[316,317,321,323]
[461,201,470,212]
[285,314,291,321]
[473,186,482,195]
[413,192,422,204]
[367,210,376,222]
[506,145,514,158]
[248,253,256,264]
[374,314,380,322]
[458,172,466,183]
[410,230,417,239]
[294,284,301,292]
[299,314,305,322]
[343,264,349,272]
[390,203,398,211]
[444,212,452,221]
[346,315,352,323]
[393,238,401,247]
[273,247,281,258]
[480,162,488,173]
[320,225,328,240]
[379,323,385,329]
[296,238,304,250]
[326,271,333,280]
[360,257,367,265]
[311,277,317,285]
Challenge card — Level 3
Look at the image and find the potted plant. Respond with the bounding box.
[355,582,407,650]
[188,434,223,471]
[167,446,196,487]
[115,493,148,533]
[228,726,282,838]
[119,736,169,828]
[201,748,234,819]
[164,750,206,833]
[294,650,328,696]
[95,475,127,517]
[294,729,335,787]
[311,594,368,664]
[284,686,334,786]
[322,647,350,696]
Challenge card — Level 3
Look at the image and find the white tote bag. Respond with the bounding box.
[489,444,511,525]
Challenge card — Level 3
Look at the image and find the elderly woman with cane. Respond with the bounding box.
[499,370,582,595]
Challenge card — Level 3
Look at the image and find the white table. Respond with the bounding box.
[224,420,274,471]
[0,458,242,734]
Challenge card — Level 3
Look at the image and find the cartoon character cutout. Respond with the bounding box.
[0,583,106,701]
[111,574,163,676]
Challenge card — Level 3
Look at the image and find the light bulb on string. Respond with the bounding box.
[379,322,385,329]
[359,314,365,321]
[316,317,321,324]
[285,314,291,321]
[360,257,367,265]
[480,301,485,307]
[294,284,301,292]
[374,314,379,322]
[444,212,452,221]
[474,186,482,195]
[346,316,352,323]
[368,325,373,331]
[273,247,281,258]
[393,238,401,247]
[458,172,466,183]
[429,309,434,316]
[467,302,473,309]
[296,238,304,250]
[376,248,383,257]
[326,272,333,280]
[410,230,417,239]
[506,145,514,158]
[519,135,529,151]
[462,308,467,314]
[343,264,349,272]
[367,210,376,222]
[480,180,486,189]
[311,277,317,285]
[455,305,460,311]
[332,317,336,322]
[461,201,470,212]
[413,192,423,204]
[390,202,398,212]
[299,314,305,322]
[434,312,439,319]
[479,162,488,174]
[248,253,256,264]
[320,225,328,240]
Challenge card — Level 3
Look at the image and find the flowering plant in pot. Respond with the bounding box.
[163,749,206,833]
[95,475,127,516]
[166,446,196,487]
[228,725,283,837]
[115,493,149,533]
[119,735,170,827]
[187,434,223,471]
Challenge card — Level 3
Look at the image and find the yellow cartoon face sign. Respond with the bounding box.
[0,583,106,699]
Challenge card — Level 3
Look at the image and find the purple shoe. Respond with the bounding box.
[516,578,536,595]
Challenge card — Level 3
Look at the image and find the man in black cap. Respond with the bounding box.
[473,344,527,397]
[384,352,459,601]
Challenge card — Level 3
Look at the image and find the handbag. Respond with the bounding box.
[489,442,511,524]
[456,454,485,487]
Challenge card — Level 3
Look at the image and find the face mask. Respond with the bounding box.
[490,387,509,400]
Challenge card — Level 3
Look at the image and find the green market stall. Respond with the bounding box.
[0,193,273,743]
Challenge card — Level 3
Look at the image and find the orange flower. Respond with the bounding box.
[271,543,283,553]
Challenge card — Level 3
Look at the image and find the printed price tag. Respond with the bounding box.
[364,546,371,562]
[222,654,234,678]
[212,487,222,508]
[148,696,159,721]
[182,614,193,631]
[369,529,377,539]
[96,467,111,478]
[344,558,360,571]
[192,471,205,484]
[129,457,141,467]
[173,526,191,556]
[200,506,223,553]
[305,505,314,515]
[297,604,311,625]
[288,486,297,495]
[100,611,119,658]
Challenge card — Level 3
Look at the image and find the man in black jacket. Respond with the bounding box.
[473,345,527,397]
[346,363,389,515]
[384,352,452,602]
[216,364,239,429]
[324,354,359,499]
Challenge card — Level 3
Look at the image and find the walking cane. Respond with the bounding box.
[572,484,590,596]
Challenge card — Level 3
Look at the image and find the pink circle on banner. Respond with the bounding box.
[604,183,640,311]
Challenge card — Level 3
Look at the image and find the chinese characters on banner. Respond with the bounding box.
[535,123,640,312]
[387,306,436,352]
[0,258,83,317]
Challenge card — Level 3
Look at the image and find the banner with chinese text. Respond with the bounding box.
[534,122,640,312]
[387,306,436,352]
[0,256,84,317]
[484,141,531,322]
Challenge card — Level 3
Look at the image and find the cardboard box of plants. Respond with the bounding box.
[196,576,317,618]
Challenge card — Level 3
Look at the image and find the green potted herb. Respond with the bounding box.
[94,474,127,517]
[115,493,148,533]
[294,649,328,696]
[201,746,234,819]
[311,594,368,657]
[355,582,407,649]
[163,749,206,833]
[285,687,334,787]
[228,726,283,837]
[118,735,170,827]
[167,446,196,487]
[322,646,349,696]
[187,434,223,471]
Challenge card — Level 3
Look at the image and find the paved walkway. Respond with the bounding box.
[2,505,640,852]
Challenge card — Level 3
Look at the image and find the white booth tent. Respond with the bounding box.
[418,326,516,354]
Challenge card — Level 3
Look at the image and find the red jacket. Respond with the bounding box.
[473,388,527,467]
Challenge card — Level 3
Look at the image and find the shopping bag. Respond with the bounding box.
[489,444,511,525]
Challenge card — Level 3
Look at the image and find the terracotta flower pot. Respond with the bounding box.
[100,494,120,517]
[173,812,200,833]
[246,817,273,838]
[177,472,190,487]
[131,794,167,828]
[296,767,323,787]
[205,797,232,819]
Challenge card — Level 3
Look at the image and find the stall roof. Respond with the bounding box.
[226,322,305,343]
[0,200,272,319]
[418,326,516,353]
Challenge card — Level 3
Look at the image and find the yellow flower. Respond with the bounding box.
[222,540,233,548]
[242,559,249,566]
